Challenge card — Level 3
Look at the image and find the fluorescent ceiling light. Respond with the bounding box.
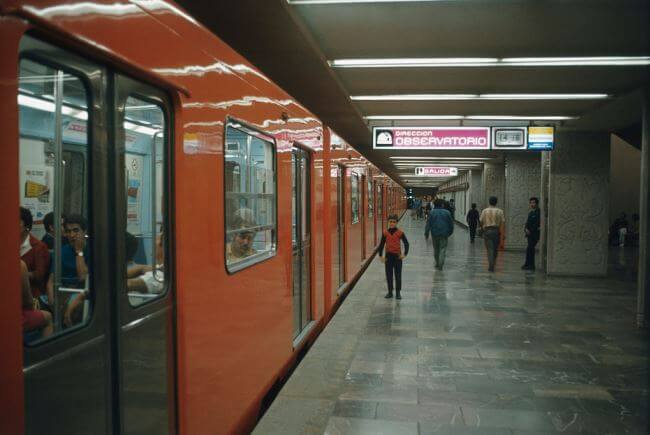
[331,56,650,68]
[355,93,608,101]
[466,115,576,120]
[367,115,577,120]
[289,0,442,4]
[366,115,464,120]
[391,157,493,160]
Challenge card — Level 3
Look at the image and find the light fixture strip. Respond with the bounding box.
[366,115,577,120]
[354,93,608,101]
[331,56,650,68]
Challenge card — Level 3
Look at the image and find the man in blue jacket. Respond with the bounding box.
[425,198,454,270]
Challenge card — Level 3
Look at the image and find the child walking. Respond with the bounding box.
[378,214,409,300]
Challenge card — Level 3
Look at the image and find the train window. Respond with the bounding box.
[123,96,168,306]
[367,177,374,218]
[18,58,92,343]
[376,183,382,218]
[224,121,276,273]
[351,173,360,224]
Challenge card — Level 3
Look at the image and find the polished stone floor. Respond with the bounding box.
[253,215,649,435]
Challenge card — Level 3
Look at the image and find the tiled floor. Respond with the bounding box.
[253,215,649,435]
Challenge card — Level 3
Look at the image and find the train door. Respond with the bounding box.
[336,165,345,290]
[291,147,311,339]
[19,36,175,434]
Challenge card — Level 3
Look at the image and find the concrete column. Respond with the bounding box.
[482,162,505,209]
[637,89,650,328]
[539,151,551,271]
[470,170,483,210]
[504,153,541,250]
[547,131,610,276]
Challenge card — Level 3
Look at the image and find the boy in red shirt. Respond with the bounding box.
[378,214,409,300]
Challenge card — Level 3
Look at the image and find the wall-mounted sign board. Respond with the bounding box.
[373,127,490,150]
[528,126,554,150]
[491,127,527,150]
[414,167,459,177]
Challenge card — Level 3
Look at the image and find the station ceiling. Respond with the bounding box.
[177,0,649,188]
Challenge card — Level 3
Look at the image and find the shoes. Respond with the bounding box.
[385,292,393,299]
[522,265,535,270]
[488,267,495,272]
[396,292,402,300]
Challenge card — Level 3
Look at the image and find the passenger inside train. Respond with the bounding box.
[21,260,53,338]
[127,232,165,295]
[19,207,50,299]
[226,213,257,264]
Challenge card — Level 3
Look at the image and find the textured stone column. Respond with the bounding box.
[504,153,541,250]
[539,151,551,271]
[637,89,650,327]
[470,170,483,210]
[482,162,505,209]
[547,132,610,276]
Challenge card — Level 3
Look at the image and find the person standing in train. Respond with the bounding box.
[20,207,50,298]
[466,203,480,243]
[378,214,409,300]
[479,196,505,272]
[424,199,454,270]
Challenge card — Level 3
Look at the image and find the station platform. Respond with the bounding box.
[253,215,649,435]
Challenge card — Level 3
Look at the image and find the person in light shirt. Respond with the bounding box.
[479,196,505,272]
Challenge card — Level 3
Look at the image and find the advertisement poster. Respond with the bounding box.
[22,165,54,226]
[528,126,555,150]
[125,153,143,235]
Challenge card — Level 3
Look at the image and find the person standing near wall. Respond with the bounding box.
[522,197,541,270]
[425,199,454,270]
[466,203,480,243]
[479,196,505,272]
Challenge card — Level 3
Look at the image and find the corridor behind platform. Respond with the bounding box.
[254,214,649,435]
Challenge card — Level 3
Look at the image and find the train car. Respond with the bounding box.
[0,1,406,434]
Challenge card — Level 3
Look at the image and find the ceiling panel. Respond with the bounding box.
[293,0,650,58]
[337,67,650,94]
[354,100,597,116]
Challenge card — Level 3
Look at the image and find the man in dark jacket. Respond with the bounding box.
[466,203,480,243]
[522,197,541,270]
[424,199,454,270]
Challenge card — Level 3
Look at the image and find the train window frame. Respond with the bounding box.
[18,52,95,346]
[351,172,360,224]
[122,93,171,308]
[223,117,278,274]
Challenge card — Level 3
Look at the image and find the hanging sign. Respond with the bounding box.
[414,167,459,177]
[492,127,527,150]
[373,127,490,150]
[528,126,554,150]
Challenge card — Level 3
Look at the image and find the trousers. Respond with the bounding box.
[432,236,449,267]
[525,233,539,267]
[483,227,500,271]
[468,222,477,242]
[385,253,402,292]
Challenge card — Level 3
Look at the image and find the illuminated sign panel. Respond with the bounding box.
[528,126,554,150]
[415,167,458,177]
[492,127,527,150]
[373,127,490,150]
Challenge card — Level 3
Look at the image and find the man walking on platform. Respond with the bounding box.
[466,203,480,243]
[425,199,454,270]
[522,197,541,270]
[480,196,505,272]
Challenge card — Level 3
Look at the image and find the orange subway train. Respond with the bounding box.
[0,1,406,434]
